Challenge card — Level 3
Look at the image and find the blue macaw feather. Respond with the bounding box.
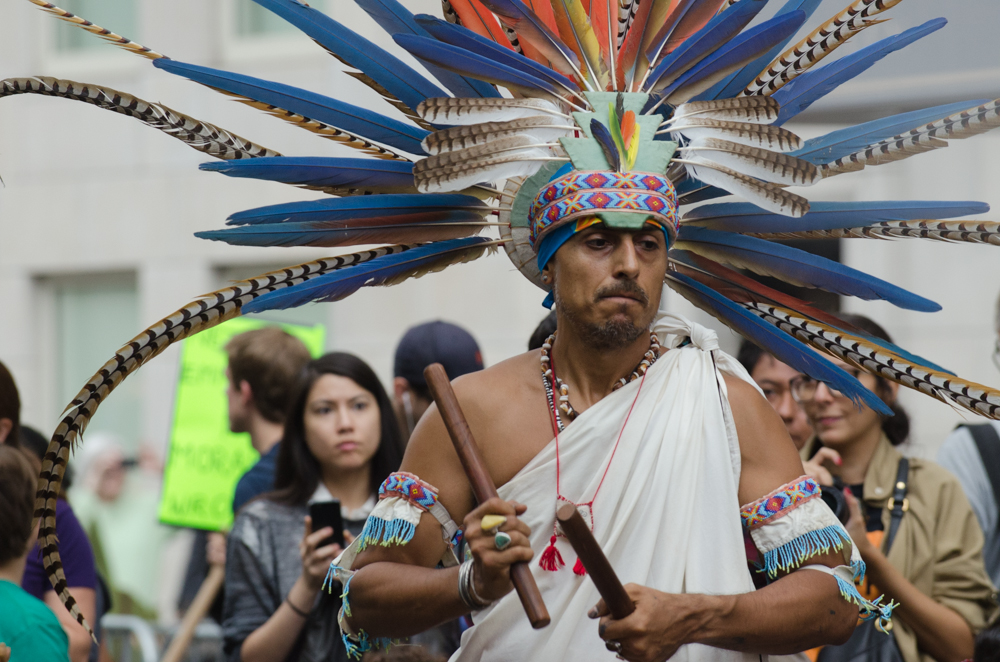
[394,34,562,100]
[675,226,941,312]
[589,119,621,171]
[772,18,947,126]
[670,249,954,376]
[666,271,893,415]
[656,10,806,102]
[243,237,492,312]
[200,157,415,191]
[415,14,581,97]
[645,0,766,94]
[792,99,992,165]
[248,0,445,113]
[226,194,487,226]
[354,0,499,99]
[151,59,428,155]
[700,0,824,101]
[196,211,485,247]
[683,200,992,233]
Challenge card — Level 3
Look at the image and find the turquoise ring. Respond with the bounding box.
[494,531,512,551]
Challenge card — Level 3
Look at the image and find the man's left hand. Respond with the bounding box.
[589,584,710,662]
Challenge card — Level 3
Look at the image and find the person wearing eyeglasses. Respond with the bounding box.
[792,314,996,662]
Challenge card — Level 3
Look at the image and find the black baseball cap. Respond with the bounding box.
[394,321,484,387]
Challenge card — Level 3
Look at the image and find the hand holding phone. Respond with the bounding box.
[308,500,345,549]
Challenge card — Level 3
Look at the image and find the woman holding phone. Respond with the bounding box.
[222,352,403,662]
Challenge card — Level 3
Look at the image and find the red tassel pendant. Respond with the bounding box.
[539,535,565,571]
[572,557,587,576]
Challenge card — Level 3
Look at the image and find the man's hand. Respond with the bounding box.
[0,642,11,662]
[803,447,841,486]
[590,584,716,662]
[462,497,534,602]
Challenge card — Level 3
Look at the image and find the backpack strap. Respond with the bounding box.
[959,423,1000,507]
[884,458,910,552]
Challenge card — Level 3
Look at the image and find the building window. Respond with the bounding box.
[54,0,138,52]
[234,0,326,37]
[53,273,141,446]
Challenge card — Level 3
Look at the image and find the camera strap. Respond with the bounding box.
[884,458,910,552]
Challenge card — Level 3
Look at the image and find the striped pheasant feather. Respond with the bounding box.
[742,0,902,97]
[745,303,1000,419]
[1,77,280,160]
[748,220,1000,245]
[618,0,638,48]
[821,99,1000,176]
[337,64,434,131]
[442,0,461,23]
[27,0,165,59]
[34,247,413,636]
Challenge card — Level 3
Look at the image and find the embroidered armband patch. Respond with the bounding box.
[740,475,821,531]
[379,471,440,510]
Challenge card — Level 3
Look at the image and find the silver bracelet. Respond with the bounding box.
[458,559,492,610]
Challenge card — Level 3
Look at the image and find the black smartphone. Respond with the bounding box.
[309,500,344,549]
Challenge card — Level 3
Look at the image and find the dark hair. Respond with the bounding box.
[225,327,312,424]
[270,353,403,506]
[975,622,1000,662]
[0,361,21,448]
[19,426,73,492]
[736,339,765,376]
[528,311,558,351]
[0,445,37,564]
[838,314,910,446]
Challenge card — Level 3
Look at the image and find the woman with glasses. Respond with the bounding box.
[793,315,996,662]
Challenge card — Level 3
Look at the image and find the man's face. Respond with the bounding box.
[751,355,813,450]
[225,367,251,433]
[545,223,667,350]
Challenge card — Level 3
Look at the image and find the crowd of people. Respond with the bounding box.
[2,303,1000,662]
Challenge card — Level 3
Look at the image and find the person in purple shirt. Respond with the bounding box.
[18,426,100,662]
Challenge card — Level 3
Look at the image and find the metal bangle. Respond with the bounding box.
[458,560,492,610]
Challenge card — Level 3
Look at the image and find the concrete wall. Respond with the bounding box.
[1,0,998,458]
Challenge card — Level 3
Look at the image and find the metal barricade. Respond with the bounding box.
[99,615,224,662]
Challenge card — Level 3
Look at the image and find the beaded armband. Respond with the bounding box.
[740,476,895,630]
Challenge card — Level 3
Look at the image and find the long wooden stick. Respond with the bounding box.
[424,363,551,629]
[557,503,635,619]
[161,563,225,662]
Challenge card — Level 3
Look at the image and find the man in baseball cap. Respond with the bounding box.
[393,320,484,442]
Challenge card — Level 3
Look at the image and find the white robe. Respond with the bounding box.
[451,312,762,662]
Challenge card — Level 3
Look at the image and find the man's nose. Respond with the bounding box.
[613,240,641,278]
[775,390,799,420]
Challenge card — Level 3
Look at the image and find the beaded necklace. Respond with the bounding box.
[537,331,659,574]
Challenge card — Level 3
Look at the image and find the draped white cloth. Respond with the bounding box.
[451,310,763,662]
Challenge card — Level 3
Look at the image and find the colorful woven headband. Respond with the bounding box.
[529,171,680,248]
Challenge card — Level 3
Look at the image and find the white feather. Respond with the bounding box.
[680,158,809,217]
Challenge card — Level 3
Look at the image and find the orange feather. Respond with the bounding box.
[516,0,560,68]
[621,109,636,146]
[649,0,727,63]
[450,0,516,49]
[616,0,679,90]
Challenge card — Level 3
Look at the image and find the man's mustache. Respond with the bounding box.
[594,281,649,306]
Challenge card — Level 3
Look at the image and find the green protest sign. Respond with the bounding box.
[159,318,325,531]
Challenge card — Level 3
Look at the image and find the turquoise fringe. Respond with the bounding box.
[337,572,396,659]
[322,563,341,594]
[759,525,853,579]
[836,575,896,632]
[356,515,417,552]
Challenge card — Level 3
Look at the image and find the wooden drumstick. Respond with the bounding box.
[424,363,551,629]
[557,503,635,619]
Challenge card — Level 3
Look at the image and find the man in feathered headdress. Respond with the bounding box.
[328,97,879,662]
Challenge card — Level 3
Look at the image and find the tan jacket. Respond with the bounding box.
[861,436,998,662]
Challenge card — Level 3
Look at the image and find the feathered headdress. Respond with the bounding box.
[8,0,1000,635]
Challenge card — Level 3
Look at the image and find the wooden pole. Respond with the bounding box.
[556,503,634,619]
[160,564,225,662]
[424,363,551,629]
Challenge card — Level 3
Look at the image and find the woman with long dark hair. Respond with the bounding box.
[795,315,996,662]
[222,352,403,662]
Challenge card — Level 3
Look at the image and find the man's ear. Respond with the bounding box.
[0,418,12,445]
[238,380,254,407]
[393,377,410,402]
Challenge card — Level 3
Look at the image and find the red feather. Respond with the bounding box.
[450,0,515,49]
[621,110,636,146]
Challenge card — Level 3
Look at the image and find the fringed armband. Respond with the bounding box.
[333,573,395,660]
[741,476,896,630]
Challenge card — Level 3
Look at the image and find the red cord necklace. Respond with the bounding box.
[537,333,655,574]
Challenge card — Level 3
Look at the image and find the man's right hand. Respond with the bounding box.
[463,497,534,602]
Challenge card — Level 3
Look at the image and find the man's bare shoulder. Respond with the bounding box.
[451,350,541,412]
